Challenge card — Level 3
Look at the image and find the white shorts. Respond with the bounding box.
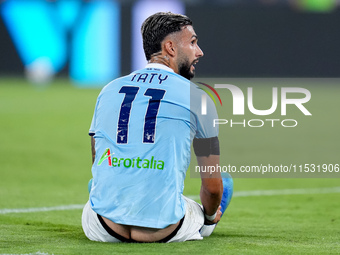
[82,196,215,243]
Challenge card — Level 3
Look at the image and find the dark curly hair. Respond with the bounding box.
[141,12,193,61]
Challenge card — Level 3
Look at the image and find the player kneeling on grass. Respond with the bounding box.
[82,12,233,243]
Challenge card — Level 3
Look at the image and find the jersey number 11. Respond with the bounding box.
[117,86,166,144]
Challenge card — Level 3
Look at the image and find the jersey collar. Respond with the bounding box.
[145,63,174,73]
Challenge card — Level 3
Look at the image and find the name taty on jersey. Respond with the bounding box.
[97,148,165,170]
[131,70,168,84]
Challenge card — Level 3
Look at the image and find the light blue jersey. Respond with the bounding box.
[89,63,218,229]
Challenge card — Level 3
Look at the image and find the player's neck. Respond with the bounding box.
[148,53,177,74]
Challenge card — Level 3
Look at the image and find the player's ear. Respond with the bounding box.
[164,40,176,57]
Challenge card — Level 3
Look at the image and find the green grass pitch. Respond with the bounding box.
[0,77,340,254]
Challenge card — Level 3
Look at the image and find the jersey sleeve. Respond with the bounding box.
[89,96,100,136]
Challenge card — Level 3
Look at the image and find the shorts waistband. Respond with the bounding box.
[97,214,185,243]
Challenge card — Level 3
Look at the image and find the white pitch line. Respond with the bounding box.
[0,253,53,255]
[1,187,340,215]
[0,204,84,215]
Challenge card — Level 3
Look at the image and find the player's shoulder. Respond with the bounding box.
[190,81,209,98]
[108,73,133,86]
[190,81,217,113]
[99,74,133,94]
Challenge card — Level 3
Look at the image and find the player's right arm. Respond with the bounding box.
[91,136,95,164]
[89,95,100,165]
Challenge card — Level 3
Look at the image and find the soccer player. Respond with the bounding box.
[82,12,233,243]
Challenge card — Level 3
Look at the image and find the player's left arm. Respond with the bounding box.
[198,153,223,224]
[192,86,222,223]
[194,136,223,224]
[91,136,95,164]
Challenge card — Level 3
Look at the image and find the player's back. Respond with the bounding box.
[89,64,193,229]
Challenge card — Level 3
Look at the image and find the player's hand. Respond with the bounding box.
[204,206,222,225]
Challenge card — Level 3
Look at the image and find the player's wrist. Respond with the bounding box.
[204,211,217,221]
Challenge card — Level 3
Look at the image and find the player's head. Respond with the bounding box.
[141,12,203,80]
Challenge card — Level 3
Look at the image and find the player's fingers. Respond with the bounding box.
[211,209,222,224]
[217,210,222,219]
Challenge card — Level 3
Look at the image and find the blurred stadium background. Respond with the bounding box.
[0,0,340,85]
[1,1,340,254]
